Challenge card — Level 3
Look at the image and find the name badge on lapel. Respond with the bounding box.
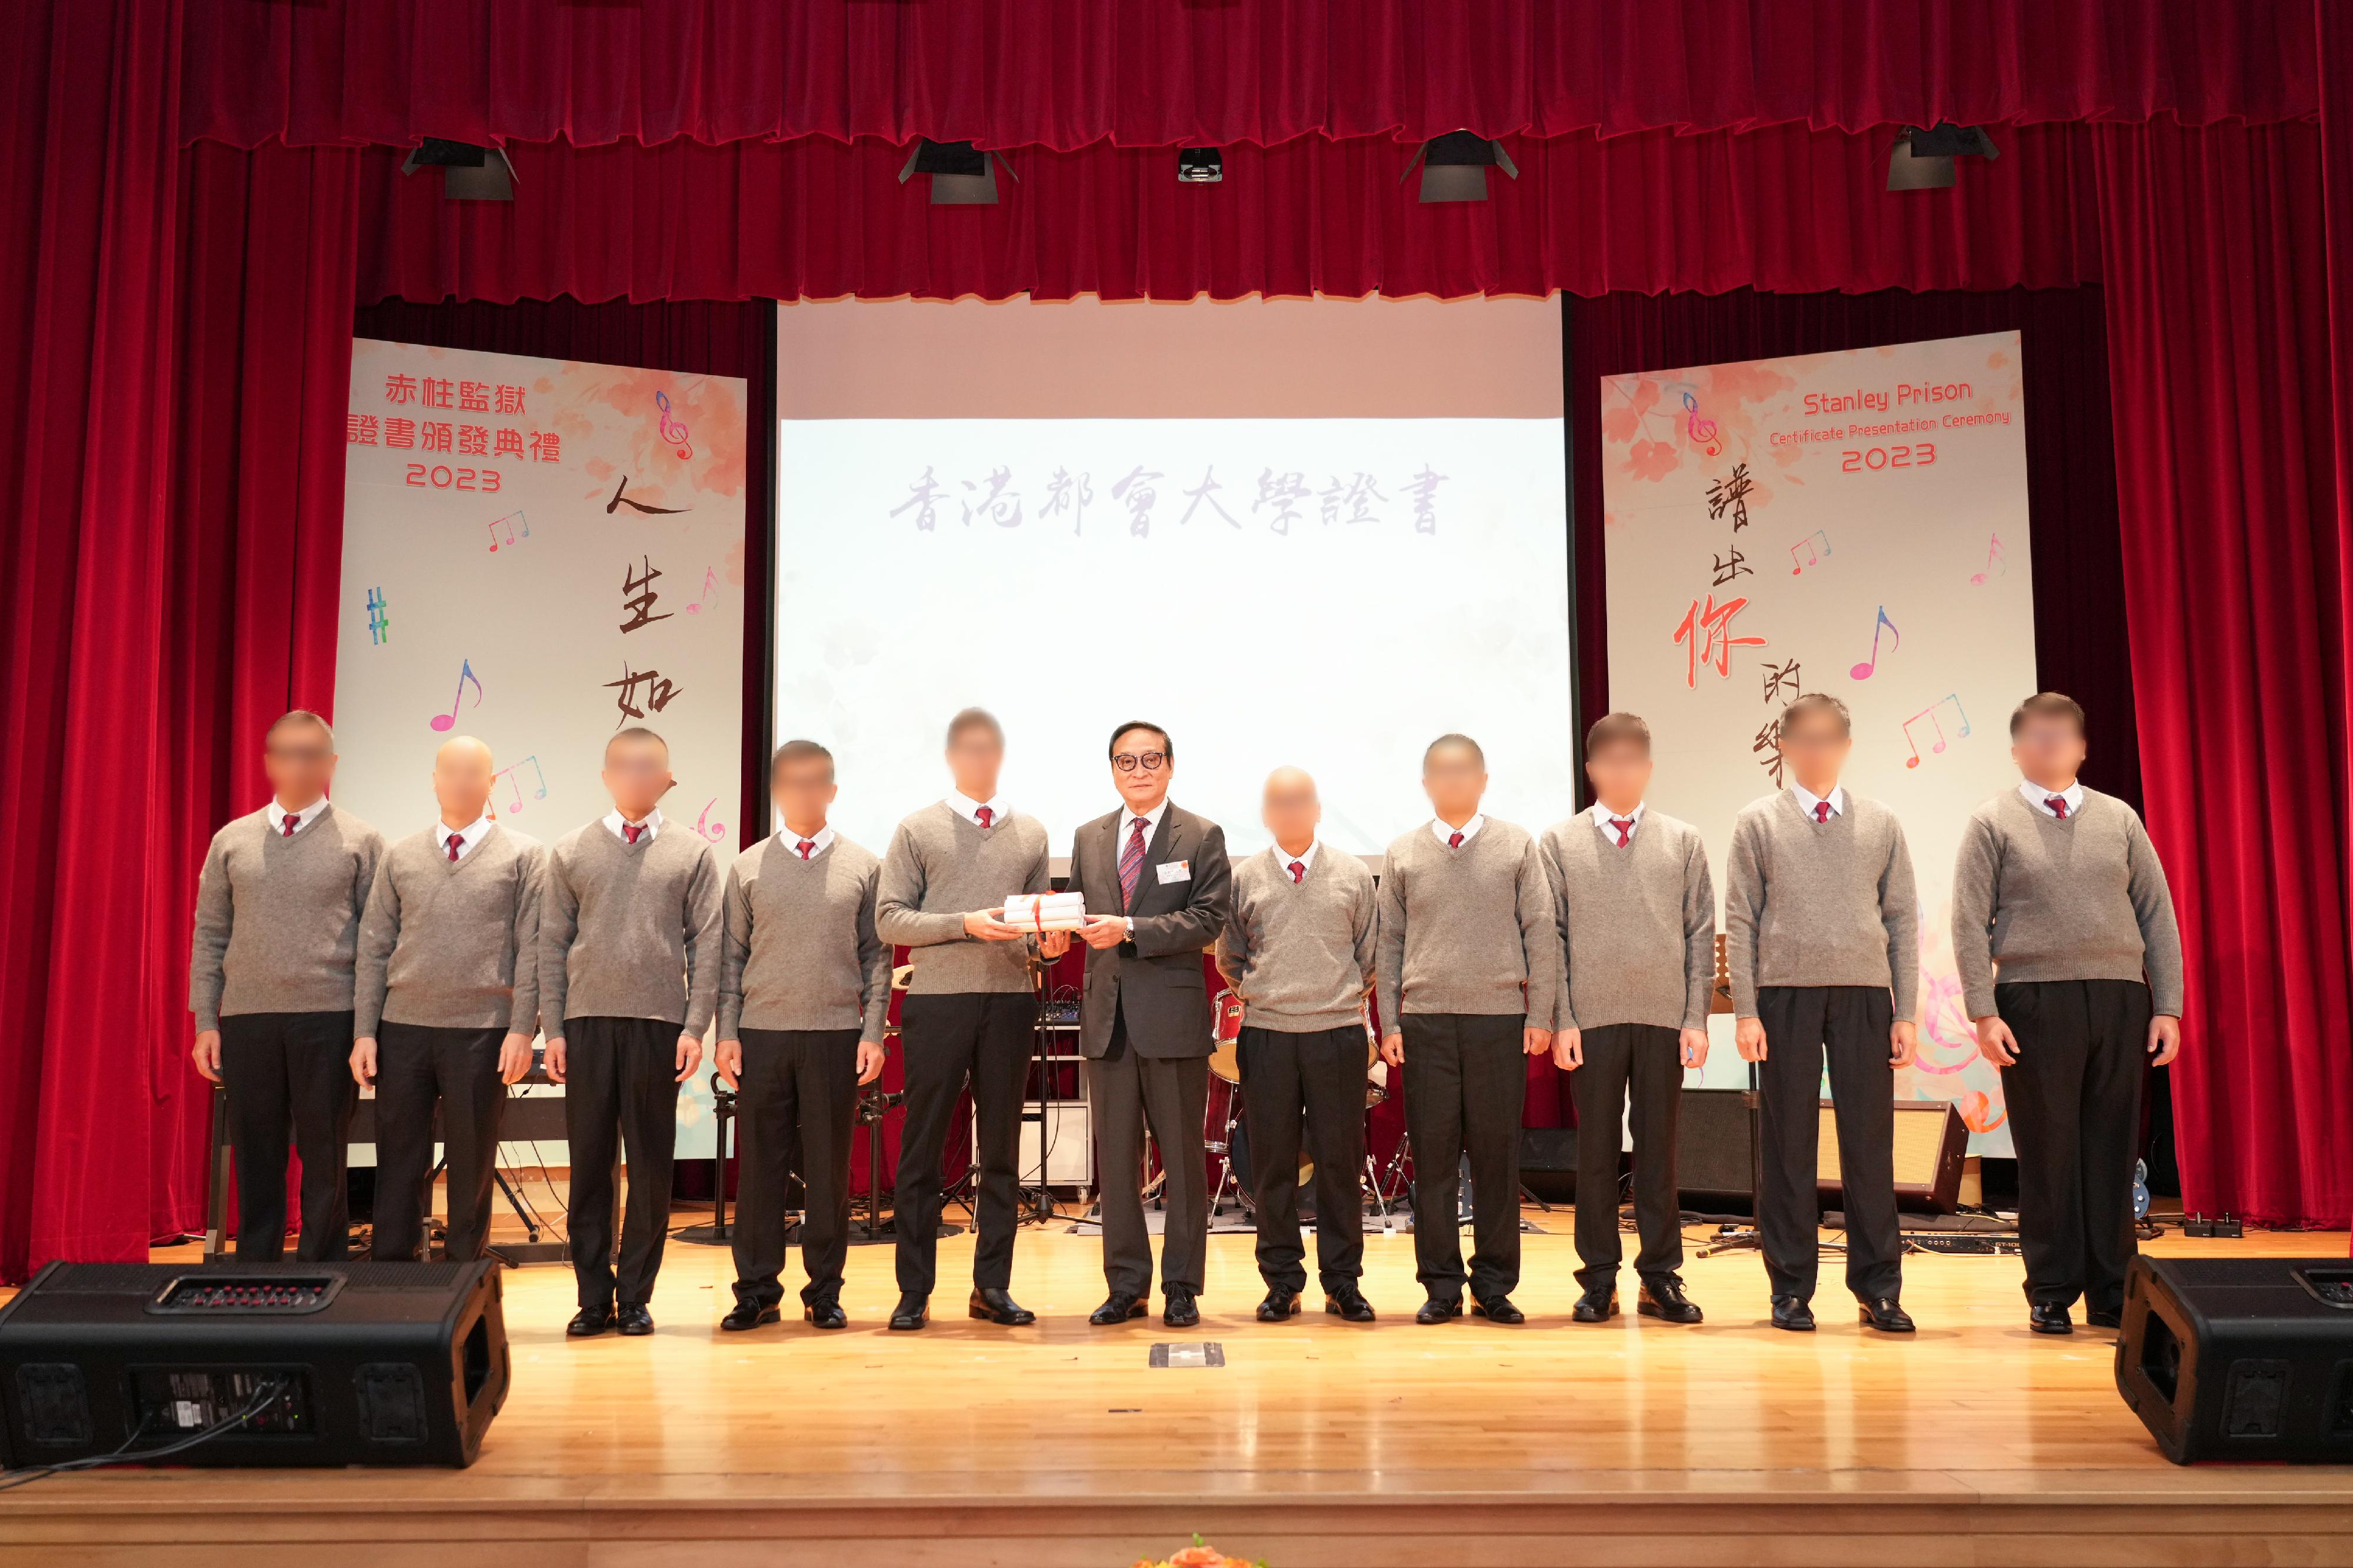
[1156,860,1192,885]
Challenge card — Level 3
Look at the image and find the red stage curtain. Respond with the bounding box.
[183,0,2318,151]
[2093,116,2353,1229]
[353,121,2102,306]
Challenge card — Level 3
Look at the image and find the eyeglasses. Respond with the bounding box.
[1111,751,1167,773]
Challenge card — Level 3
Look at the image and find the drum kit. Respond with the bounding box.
[1203,989,1409,1230]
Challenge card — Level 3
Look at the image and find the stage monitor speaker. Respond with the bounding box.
[2115,1255,2353,1464]
[0,1259,509,1470]
[1674,1089,1967,1213]
[1519,1127,1578,1174]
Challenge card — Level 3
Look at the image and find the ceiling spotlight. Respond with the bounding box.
[1887,124,1998,192]
[1403,131,1519,204]
[398,138,516,202]
[899,139,1019,205]
[1176,148,1224,184]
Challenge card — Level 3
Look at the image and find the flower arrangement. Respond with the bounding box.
[1130,1537,1266,1568]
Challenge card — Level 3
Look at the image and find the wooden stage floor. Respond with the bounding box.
[4,1213,2351,1566]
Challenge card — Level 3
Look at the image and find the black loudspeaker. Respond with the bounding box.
[1675,1088,1754,1200]
[2115,1255,2353,1464]
[0,1259,509,1470]
[1518,1127,1579,1173]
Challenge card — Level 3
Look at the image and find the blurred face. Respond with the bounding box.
[772,755,839,832]
[2011,712,2087,788]
[1422,742,1487,822]
[263,720,337,808]
[602,737,673,820]
[1261,769,1321,851]
[1777,710,1852,787]
[1584,741,1652,811]
[1109,727,1172,811]
[946,722,1004,799]
[433,737,494,825]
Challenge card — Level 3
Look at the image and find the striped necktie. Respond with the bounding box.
[1118,817,1148,910]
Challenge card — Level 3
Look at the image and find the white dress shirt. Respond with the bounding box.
[1274,839,1321,878]
[437,813,491,862]
[1431,813,1485,848]
[778,823,838,858]
[948,792,1009,828]
[1789,782,1847,820]
[1589,800,1648,845]
[2019,779,2086,819]
[266,798,329,836]
[602,807,664,843]
[1121,798,1171,845]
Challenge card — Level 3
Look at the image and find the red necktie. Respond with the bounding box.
[1118,818,1147,909]
[1288,860,1305,884]
[281,814,298,838]
[2046,796,2070,819]
[1814,801,1832,823]
[624,822,644,845]
[797,839,815,860]
[1447,831,1464,849]
[976,805,993,829]
[446,833,463,863]
[1610,818,1634,848]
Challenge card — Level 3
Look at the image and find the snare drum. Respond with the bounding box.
[1207,987,1246,1084]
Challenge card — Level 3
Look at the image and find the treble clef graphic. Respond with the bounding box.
[654,389,694,461]
[1681,389,1723,456]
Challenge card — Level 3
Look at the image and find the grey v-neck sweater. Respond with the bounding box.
[540,820,724,1033]
[875,802,1052,995]
[1215,846,1378,1032]
[717,834,891,1042]
[1538,810,1717,1032]
[354,823,545,1036]
[1374,819,1561,1029]
[188,803,385,1030]
[1722,790,1919,1020]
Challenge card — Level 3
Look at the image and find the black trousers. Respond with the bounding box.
[1755,985,1902,1303]
[561,1015,681,1309]
[731,1027,862,1309]
[371,1021,506,1263]
[1400,1012,1527,1301]
[894,991,1035,1296]
[1087,1006,1211,1297]
[1571,1022,1685,1289]
[1997,978,2153,1314]
[219,1010,356,1261]
[1236,1023,1368,1294]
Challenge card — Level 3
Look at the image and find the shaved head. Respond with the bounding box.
[432,734,495,826]
[435,735,493,770]
[1260,766,1322,854]
[1263,766,1317,802]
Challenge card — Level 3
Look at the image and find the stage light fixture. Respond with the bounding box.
[1887,123,1998,192]
[398,138,516,202]
[1176,148,1224,184]
[1403,131,1519,203]
[899,139,1019,205]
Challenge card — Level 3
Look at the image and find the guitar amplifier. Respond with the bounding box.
[1674,1089,1967,1213]
[0,1259,509,1469]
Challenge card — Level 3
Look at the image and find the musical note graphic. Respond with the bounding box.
[489,755,545,816]
[683,568,719,614]
[1788,529,1834,575]
[1901,693,1972,769]
[365,586,391,645]
[485,509,529,552]
[1679,389,1723,456]
[693,797,726,843]
[1969,532,2006,585]
[654,390,694,461]
[1848,605,1901,680]
[427,658,483,732]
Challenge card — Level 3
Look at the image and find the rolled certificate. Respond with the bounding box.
[1003,890,1087,932]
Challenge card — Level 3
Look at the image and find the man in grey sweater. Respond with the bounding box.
[874,708,1061,1331]
[1954,692,2184,1335]
[541,727,724,1338]
[1215,768,1379,1324]
[1724,692,1920,1335]
[188,710,384,1261]
[714,740,889,1332]
[1538,713,1712,1328]
[1375,734,1557,1326]
[350,736,544,1263]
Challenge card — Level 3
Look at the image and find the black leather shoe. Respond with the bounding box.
[1472,1295,1525,1325]
[1858,1296,1916,1333]
[719,1302,778,1332]
[804,1300,848,1330]
[1415,1295,1463,1325]
[1256,1287,1302,1322]
[616,1303,655,1336]
[1771,1295,1816,1332]
[888,1293,929,1332]
[1324,1286,1377,1323]
[2029,1302,2074,1336]
[1571,1285,1619,1323]
[1638,1277,1704,1325]
[968,1287,1035,1326]
[1163,1287,1201,1328]
[2085,1306,2123,1330]
[566,1305,614,1337]
[1089,1292,1146,1326]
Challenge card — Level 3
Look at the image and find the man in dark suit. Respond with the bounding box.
[1068,720,1233,1329]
